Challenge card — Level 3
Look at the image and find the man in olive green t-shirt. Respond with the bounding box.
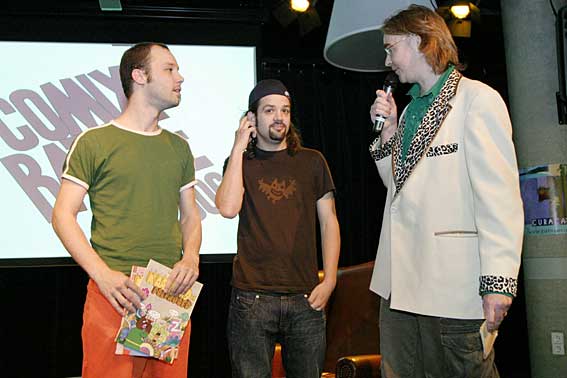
[52,42,201,378]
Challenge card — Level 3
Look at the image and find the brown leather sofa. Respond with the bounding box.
[272,261,382,378]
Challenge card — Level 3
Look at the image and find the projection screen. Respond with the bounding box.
[0,41,255,263]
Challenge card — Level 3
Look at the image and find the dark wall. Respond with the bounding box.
[0,267,87,376]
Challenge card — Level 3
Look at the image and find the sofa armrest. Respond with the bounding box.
[336,354,382,378]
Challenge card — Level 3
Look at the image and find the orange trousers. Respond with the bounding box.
[82,279,191,378]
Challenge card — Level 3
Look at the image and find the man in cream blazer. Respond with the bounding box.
[369,6,523,378]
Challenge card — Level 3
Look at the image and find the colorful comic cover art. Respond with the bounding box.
[115,266,148,357]
[115,260,203,363]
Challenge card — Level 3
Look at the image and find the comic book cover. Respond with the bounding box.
[115,266,149,357]
[115,260,203,363]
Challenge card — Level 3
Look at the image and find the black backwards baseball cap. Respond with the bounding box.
[248,79,291,108]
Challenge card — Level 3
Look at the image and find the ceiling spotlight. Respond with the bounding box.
[291,0,310,13]
[437,1,480,38]
[450,4,470,19]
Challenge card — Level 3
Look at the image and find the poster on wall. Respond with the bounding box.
[519,163,567,235]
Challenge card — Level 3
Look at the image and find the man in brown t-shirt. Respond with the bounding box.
[216,79,340,378]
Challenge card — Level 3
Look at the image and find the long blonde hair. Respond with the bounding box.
[382,5,461,74]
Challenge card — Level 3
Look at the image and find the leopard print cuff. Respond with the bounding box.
[479,275,518,297]
[369,136,393,161]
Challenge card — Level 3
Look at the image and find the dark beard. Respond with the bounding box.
[268,123,287,142]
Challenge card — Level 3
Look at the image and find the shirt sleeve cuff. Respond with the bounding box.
[61,174,89,190]
[480,290,515,298]
[479,275,518,297]
[369,136,393,161]
[180,180,198,192]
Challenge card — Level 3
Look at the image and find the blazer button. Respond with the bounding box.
[391,205,398,213]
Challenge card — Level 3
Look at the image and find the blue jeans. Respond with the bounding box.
[379,298,500,378]
[227,288,326,378]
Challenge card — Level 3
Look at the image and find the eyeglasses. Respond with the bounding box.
[384,37,408,56]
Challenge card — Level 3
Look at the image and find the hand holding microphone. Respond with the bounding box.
[371,72,399,138]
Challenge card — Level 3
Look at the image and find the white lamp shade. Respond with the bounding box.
[324,0,433,72]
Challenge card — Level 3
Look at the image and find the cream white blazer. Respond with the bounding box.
[369,71,524,319]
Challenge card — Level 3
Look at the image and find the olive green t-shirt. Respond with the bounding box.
[62,122,196,274]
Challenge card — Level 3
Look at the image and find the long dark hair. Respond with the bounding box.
[244,99,302,159]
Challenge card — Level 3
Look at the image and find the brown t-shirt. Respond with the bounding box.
[231,147,335,293]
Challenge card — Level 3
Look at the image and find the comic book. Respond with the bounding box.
[115,265,149,358]
[115,260,203,363]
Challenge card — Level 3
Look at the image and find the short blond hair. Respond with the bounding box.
[382,5,460,74]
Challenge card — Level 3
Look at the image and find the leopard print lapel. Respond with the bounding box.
[392,69,462,195]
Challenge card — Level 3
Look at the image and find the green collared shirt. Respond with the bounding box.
[400,66,455,162]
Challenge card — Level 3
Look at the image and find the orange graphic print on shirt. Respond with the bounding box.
[258,178,297,204]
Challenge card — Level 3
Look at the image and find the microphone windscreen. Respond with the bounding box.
[384,72,399,90]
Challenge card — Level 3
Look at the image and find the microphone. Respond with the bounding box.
[373,72,399,134]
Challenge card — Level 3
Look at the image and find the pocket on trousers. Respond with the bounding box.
[440,318,483,352]
[300,294,327,322]
[440,319,487,378]
[231,290,258,313]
